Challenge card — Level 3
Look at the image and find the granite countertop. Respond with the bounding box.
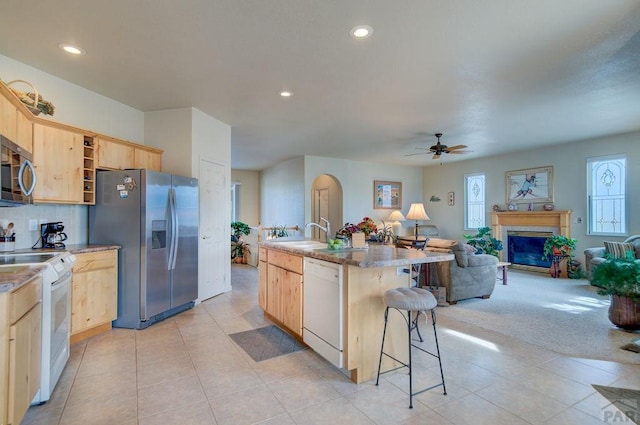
[261,239,454,268]
[0,244,120,293]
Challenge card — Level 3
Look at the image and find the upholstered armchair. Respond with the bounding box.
[425,239,498,304]
[584,235,640,281]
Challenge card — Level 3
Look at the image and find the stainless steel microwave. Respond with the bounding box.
[0,134,37,206]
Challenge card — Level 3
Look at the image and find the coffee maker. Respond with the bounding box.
[40,222,68,249]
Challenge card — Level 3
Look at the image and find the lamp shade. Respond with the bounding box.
[387,210,405,222]
[405,203,430,221]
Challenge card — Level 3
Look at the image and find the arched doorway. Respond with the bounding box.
[310,174,343,242]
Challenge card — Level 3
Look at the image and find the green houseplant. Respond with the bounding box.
[591,252,640,330]
[231,240,251,263]
[542,235,577,261]
[231,221,251,263]
[231,221,250,242]
[463,227,503,257]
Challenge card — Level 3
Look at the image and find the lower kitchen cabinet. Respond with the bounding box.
[258,248,268,310]
[0,274,42,425]
[71,250,118,344]
[261,249,303,337]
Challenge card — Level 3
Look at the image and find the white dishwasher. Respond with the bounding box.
[303,257,344,368]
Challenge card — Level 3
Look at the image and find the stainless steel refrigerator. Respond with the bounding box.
[89,169,199,329]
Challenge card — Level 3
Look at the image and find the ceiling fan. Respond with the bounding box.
[406,133,468,160]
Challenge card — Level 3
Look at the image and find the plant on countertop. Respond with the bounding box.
[268,224,289,239]
[591,252,640,330]
[463,226,503,257]
[357,217,378,237]
[542,234,578,261]
[337,222,361,238]
[231,221,251,242]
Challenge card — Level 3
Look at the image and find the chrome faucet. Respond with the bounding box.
[305,217,331,240]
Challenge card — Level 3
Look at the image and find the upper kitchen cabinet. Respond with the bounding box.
[32,123,88,204]
[134,147,162,171]
[96,137,134,170]
[0,85,32,153]
[96,137,162,172]
[0,92,18,142]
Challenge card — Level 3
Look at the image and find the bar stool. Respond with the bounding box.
[375,287,446,408]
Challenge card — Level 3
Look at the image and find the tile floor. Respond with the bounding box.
[23,265,640,425]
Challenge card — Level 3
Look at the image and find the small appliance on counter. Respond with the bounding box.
[39,222,68,249]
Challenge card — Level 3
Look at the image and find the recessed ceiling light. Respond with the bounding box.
[280,91,292,97]
[349,25,373,39]
[58,43,86,55]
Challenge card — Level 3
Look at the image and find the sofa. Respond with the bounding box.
[584,235,640,281]
[424,238,498,304]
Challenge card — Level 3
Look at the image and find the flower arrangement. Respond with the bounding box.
[357,217,378,236]
[337,222,360,238]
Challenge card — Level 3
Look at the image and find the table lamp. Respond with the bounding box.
[386,210,405,237]
[405,203,430,240]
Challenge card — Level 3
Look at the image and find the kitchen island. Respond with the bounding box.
[258,239,454,383]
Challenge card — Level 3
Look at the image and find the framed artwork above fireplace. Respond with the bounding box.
[506,166,553,203]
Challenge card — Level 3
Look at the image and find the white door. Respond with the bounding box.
[199,158,231,300]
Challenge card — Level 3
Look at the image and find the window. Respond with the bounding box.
[587,154,626,235]
[464,173,485,230]
[231,182,240,222]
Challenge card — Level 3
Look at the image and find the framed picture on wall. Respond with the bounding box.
[374,180,402,209]
[506,166,554,203]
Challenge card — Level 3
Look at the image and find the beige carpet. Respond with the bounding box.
[436,269,640,364]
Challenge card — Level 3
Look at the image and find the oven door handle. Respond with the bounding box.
[18,158,37,196]
[51,270,72,290]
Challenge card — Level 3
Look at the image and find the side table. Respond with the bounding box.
[497,261,511,285]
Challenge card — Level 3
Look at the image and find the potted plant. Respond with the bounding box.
[591,252,640,330]
[463,227,503,257]
[542,235,577,260]
[231,221,251,242]
[231,240,251,263]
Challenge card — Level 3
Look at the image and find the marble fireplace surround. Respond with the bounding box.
[490,210,573,271]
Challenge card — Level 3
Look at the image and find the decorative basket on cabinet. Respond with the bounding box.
[6,79,55,116]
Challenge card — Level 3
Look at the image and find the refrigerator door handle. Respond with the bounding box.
[167,188,176,270]
[170,187,180,270]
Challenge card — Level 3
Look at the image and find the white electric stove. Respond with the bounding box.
[0,251,76,404]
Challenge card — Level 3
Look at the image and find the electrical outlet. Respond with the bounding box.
[29,219,38,231]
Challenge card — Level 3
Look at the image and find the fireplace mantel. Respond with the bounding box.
[491,210,572,262]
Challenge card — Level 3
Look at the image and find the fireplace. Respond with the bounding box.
[491,210,572,274]
[507,231,552,268]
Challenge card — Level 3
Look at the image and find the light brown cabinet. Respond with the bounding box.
[71,250,118,344]
[0,91,32,153]
[0,94,18,143]
[32,123,86,204]
[260,248,304,337]
[133,147,162,171]
[258,248,268,310]
[0,274,42,425]
[96,137,134,170]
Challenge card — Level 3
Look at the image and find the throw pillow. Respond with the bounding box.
[426,238,458,249]
[603,241,635,259]
[462,243,477,254]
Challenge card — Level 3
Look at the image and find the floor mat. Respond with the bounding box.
[229,325,306,362]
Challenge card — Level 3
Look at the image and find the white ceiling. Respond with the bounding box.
[1,1,639,170]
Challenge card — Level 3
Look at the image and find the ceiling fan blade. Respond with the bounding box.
[404,152,428,157]
[432,153,441,160]
[447,144,467,151]
[447,149,471,154]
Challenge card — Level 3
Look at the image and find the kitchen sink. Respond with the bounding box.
[270,240,328,250]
